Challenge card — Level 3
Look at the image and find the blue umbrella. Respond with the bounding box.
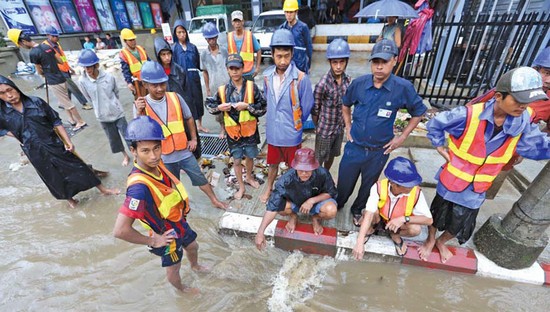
[354,0,419,19]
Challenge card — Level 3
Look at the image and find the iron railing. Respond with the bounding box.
[400,11,550,108]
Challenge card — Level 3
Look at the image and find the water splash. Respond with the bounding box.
[267,251,336,312]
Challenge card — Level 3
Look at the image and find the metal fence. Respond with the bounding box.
[400,11,550,108]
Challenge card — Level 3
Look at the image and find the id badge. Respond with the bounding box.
[377,108,392,118]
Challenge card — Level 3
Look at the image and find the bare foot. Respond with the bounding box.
[198,126,210,133]
[212,199,228,210]
[418,239,435,261]
[101,188,121,195]
[312,217,324,235]
[234,187,245,200]
[435,240,454,263]
[191,264,211,273]
[285,214,297,233]
[260,190,271,203]
[182,286,201,295]
[67,198,79,208]
[122,155,130,166]
[245,178,260,189]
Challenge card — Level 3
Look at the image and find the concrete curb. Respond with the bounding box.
[219,212,550,286]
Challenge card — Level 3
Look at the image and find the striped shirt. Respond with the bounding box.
[312,70,351,138]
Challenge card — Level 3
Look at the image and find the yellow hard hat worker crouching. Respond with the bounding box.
[283,0,299,11]
[120,28,137,41]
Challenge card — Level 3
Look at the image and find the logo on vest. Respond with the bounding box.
[129,198,140,211]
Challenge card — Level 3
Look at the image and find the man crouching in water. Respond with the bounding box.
[113,116,208,293]
[255,148,337,250]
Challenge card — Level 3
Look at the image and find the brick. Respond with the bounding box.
[402,242,478,274]
[540,263,550,286]
[274,220,337,257]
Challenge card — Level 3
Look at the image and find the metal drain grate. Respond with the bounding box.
[200,133,229,158]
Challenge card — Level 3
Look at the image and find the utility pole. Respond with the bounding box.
[474,162,550,269]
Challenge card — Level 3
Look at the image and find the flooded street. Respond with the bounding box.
[1,51,549,311]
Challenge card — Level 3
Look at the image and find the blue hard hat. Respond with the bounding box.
[125,116,165,141]
[270,29,295,48]
[140,61,169,84]
[202,22,219,39]
[78,49,100,67]
[532,47,550,69]
[326,38,350,59]
[384,157,422,187]
[44,26,59,36]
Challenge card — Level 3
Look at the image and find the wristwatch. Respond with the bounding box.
[404,216,410,223]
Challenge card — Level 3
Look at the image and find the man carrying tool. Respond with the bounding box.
[134,61,228,210]
[0,75,119,208]
[42,26,92,110]
[8,28,87,131]
[119,28,150,99]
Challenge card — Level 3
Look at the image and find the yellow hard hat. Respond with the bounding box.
[120,28,136,41]
[7,29,22,47]
[283,0,299,11]
[150,28,157,34]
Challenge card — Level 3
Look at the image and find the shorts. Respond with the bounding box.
[315,132,343,164]
[267,144,301,165]
[230,144,259,159]
[49,82,75,110]
[148,222,198,267]
[430,193,479,244]
[290,198,336,216]
[164,156,209,186]
[100,118,130,154]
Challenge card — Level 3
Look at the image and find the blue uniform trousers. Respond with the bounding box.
[336,141,390,216]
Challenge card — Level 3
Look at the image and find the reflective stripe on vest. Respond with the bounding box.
[127,162,190,229]
[440,103,528,193]
[376,179,419,221]
[264,71,305,131]
[144,92,188,154]
[43,40,70,72]
[219,81,257,140]
[120,46,148,80]
[228,31,254,73]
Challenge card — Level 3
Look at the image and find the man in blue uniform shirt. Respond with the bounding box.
[337,39,427,227]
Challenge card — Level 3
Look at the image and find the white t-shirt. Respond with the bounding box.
[364,183,432,218]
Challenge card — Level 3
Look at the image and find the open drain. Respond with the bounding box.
[199,133,229,158]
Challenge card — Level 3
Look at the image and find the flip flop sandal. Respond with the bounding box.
[392,238,408,256]
[363,234,372,245]
[352,214,362,227]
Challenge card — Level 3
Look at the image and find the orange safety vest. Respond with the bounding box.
[264,71,305,131]
[439,103,532,193]
[144,92,188,155]
[127,162,190,229]
[218,81,257,140]
[377,179,420,221]
[227,31,254,73]
[119,46,148,80]
[43,40,70,73]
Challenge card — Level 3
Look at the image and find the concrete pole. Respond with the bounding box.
[474,162,550,269]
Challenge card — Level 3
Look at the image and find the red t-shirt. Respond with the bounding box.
[164,67,171,76]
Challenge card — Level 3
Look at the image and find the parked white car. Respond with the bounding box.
[252,10,286,59]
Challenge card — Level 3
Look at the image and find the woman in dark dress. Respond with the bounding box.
[0,75,119,208]
[172,20,209,133]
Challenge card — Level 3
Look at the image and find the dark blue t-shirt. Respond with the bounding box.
[29,44,66,85]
